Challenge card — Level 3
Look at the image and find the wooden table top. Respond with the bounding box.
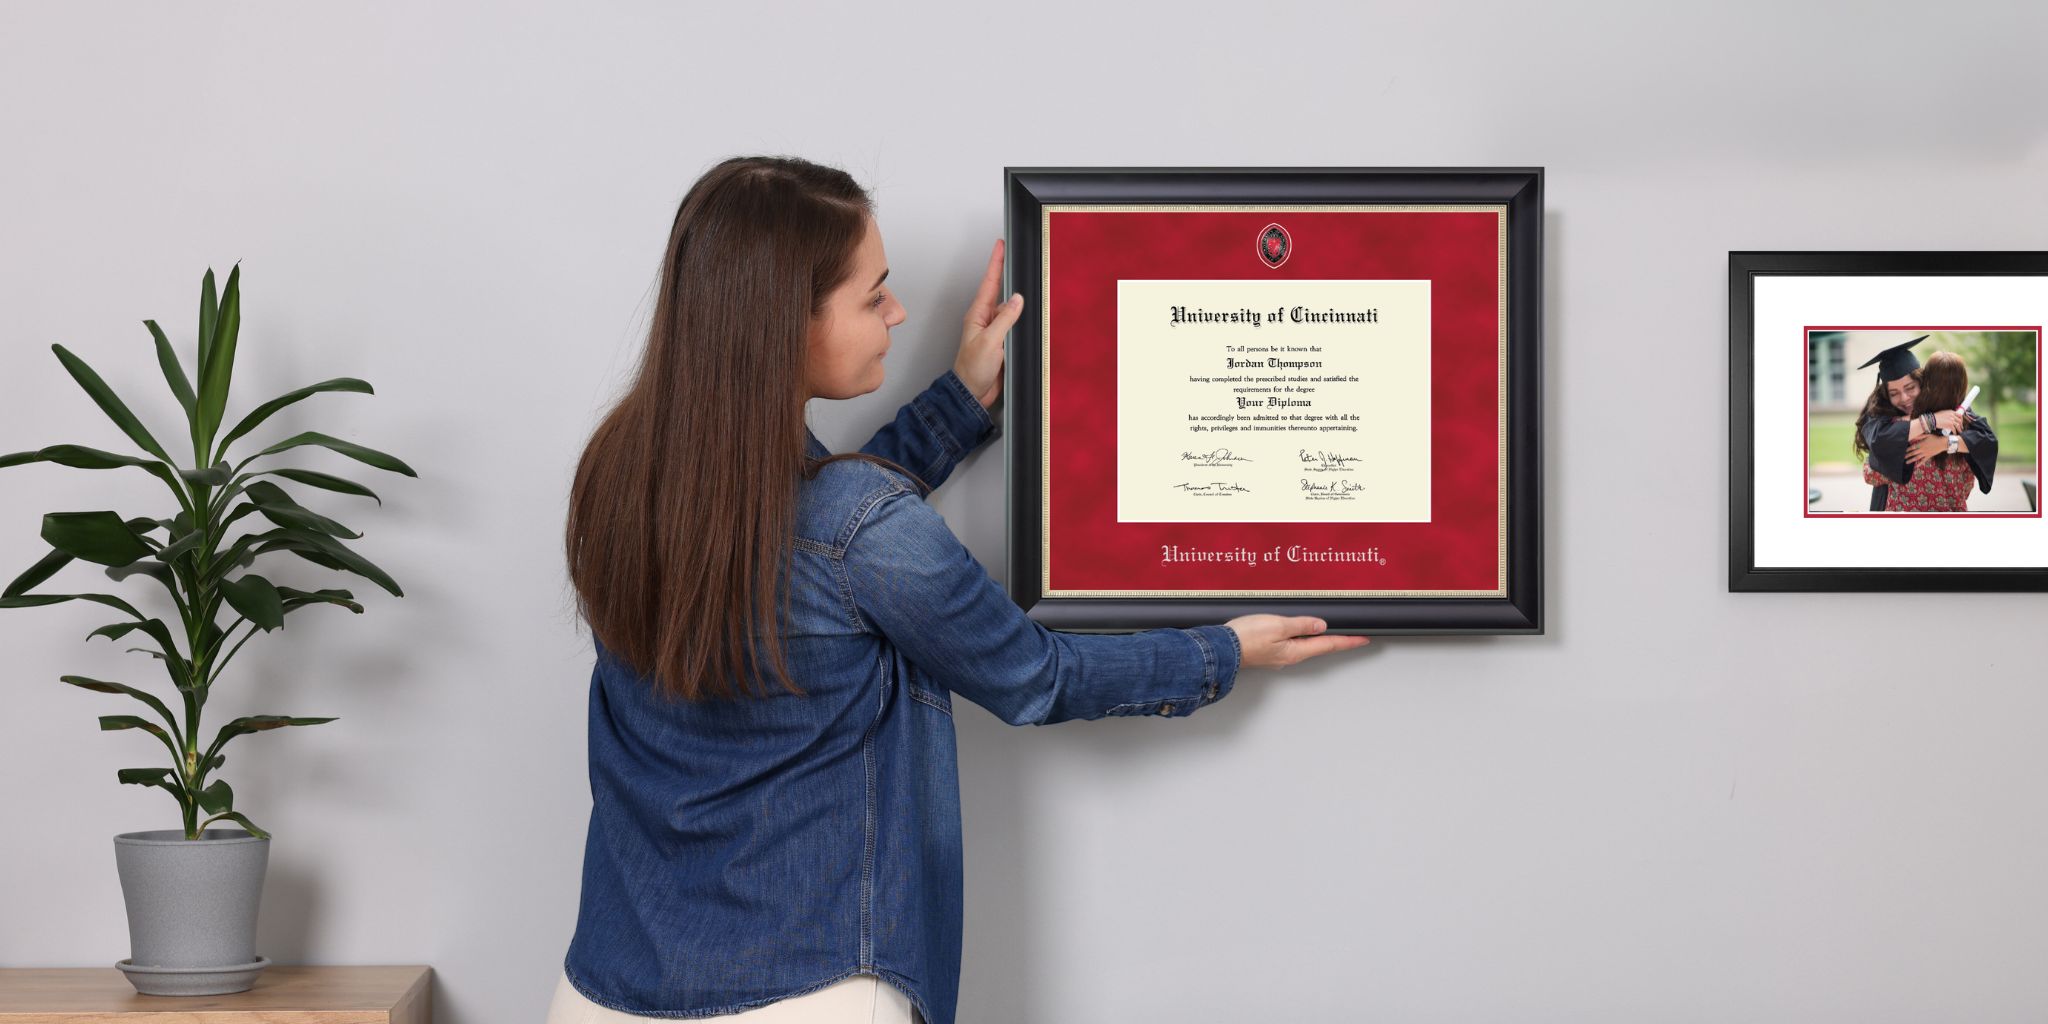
[0,965,431,1022]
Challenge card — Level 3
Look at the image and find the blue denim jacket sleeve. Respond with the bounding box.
[840,484,1243,725]
[859,369,996,492]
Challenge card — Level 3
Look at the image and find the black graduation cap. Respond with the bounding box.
[1856,335,1928,383]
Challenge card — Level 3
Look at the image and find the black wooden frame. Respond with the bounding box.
[1003,167,1544,634]
[1728,250,2048,592]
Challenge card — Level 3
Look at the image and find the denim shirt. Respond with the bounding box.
[563,369,1243,1024]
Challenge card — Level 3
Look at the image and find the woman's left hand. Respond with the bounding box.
[954,239,1024,410]
[1907,435,1947,466]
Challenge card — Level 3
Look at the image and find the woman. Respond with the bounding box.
[547,156,1369,1024]
[1856,349,1998,512]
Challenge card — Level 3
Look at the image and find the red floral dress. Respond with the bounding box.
[1864,454,1974,512]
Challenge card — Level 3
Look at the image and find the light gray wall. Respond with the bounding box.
[6,3,2048,1021]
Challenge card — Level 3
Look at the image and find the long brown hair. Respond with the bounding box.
[1916,350,1969,415]
[565,156,923,703]
[1852,371,1915,462]
[1915,350,1970,468]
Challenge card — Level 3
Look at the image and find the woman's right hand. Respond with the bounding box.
[953,239,1022,410]
[1225,614,1371,669]
[1934,410,1969,433]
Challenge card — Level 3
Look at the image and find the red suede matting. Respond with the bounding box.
[1043,207,1504,594]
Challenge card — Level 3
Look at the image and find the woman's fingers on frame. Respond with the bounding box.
[987,292,1025,336]
[1301,615,1329,633]
[1284,633,1370,663]
[966,239,1006,326]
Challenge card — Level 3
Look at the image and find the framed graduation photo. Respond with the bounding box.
[1729,251,2047,591]
[1003,167,1543,634]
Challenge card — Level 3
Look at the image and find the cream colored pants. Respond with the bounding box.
[547,969,919,1024]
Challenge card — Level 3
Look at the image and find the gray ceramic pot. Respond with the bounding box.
[112,828,271,995]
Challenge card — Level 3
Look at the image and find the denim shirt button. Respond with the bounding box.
[1157,703,1174,716]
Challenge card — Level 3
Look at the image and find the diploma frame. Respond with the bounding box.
[1729,250,2048,592]
[1003,167,1543,634]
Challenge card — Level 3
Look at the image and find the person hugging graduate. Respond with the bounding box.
[1852,335,1999,512]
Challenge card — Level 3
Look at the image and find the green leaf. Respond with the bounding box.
[278,586,363,614]
[64,675,179,735]
[101,714,170,739]
[4,444,157,472]
[104,559,174,585]
[118,766,176,787]
[101,714,183,762]
[4,548,74,598]
[256,504,360,539]
[242,479,293,505]
[49,344,178,467]
[86,621,144,643]
[242,482,362,539]
[129,619,192,683]
[196,264,241,451]
[118,766,191,818]
[75,615,191,685]
[198,810,268,840]
[215,714,337,741]
[248,431,416,477]
[220,544,261,579]
[42,511,153,567]
[208,753,225,770]
[254,467,382,505]
[180,462,232,487]
[290,548,352,574]
[201,529,280,586]
[199,618,225,660]
[215,378,374,459]
[219,573,285,631]
[197,269,218,388]
[197,779,235,815]
[157,523,208,567]
[256,530,402,597]
[203,714,336,768]
[0,591,146,619]
[0,445,192,509]
[145,319,198,420]
[221,502,262,528]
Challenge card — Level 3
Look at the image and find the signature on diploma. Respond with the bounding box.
[1172,481,1252,495]
[1180,448,1254,467]
[1300,478,1364,495]
[1297,448,1361,471]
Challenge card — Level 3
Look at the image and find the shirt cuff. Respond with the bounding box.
[933,368,997,447]
[1183,624,1243,714]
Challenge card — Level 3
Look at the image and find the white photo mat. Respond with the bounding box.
[1750,274,2045,569]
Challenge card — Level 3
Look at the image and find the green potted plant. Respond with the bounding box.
[0,265,415,995]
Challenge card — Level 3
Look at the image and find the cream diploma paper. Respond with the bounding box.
[1116,279,1431,523]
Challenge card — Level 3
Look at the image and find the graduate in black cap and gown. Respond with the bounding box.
[1852,335,1998,511]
